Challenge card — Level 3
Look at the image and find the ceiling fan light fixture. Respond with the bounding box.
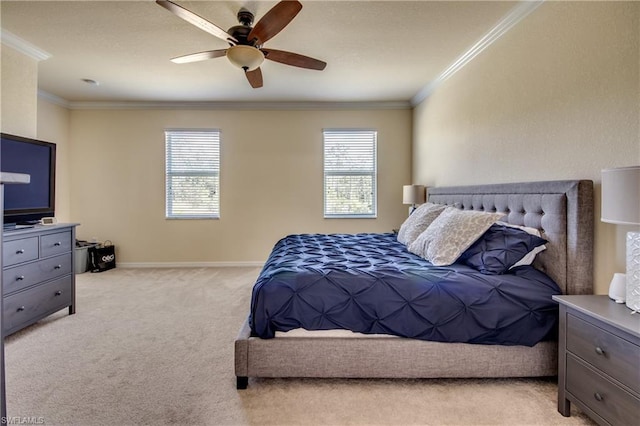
[226,45,264,71]
[157,0,325,88]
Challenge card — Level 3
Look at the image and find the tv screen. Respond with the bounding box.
[1,133,56,226]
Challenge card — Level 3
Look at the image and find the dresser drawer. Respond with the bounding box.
[567,314,640,394]
[567,354,640,426]
[3,236,39,267]
[40,230,72,258]
[3,253,72,295]
[3,276,72,333]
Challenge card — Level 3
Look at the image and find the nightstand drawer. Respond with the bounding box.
[40,230,72,258]
[567,313,640,394]
[3,237,39,267]
[3,253,72,295]
[567,354,640,426]
[3,276,72,333]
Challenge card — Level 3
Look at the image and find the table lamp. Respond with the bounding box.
[403,185,426,215]
[601,166,640,312]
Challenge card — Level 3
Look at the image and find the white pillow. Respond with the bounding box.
[496,221,548,268]
[496,221,541,237]
[408,207,505,266]
[397,203,446,246]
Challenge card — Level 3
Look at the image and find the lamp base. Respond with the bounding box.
[626,231,640,312]
[608,273,626,303]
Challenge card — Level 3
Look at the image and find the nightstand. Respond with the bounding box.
[553,295,640,425]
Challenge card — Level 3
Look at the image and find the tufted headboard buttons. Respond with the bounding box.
[428,180,594,296]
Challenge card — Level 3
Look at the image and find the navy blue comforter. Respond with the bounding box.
[249,233,561,346]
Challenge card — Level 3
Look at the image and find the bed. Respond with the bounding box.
[235,180,594,389]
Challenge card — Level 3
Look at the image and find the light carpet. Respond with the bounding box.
[5,267,595,426]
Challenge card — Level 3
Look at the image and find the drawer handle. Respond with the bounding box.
[54,265,62,270]
[55,290,63,296]
[17,306,25,312]
[54,242,62,247]
[595,346,606,356]
[16,249,25,255]
[594,392,604,402]
[16,275,25,281]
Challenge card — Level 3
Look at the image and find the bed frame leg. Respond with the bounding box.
[236,376,248,390]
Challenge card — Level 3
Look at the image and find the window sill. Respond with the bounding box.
[324,215,377,219]
[165,216,220,220]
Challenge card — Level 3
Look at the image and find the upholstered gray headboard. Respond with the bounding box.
[428,180,594,296]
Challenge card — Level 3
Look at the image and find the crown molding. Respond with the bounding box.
[411,0,544,107]
[59,100,412,111]
[36,89,411,111]
[38,90,71,108]
[1,29,51,61]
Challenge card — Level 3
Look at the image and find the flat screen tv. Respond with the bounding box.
[1,133,56,227]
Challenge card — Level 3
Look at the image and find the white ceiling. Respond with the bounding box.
[0,0,520,104]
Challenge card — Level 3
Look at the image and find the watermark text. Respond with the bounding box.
[1,417,45,425]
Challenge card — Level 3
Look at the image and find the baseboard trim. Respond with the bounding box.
[118,261,264,269]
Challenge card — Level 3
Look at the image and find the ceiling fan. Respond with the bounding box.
[156,0,327,88]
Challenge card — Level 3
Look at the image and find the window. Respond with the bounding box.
[323,129,377,218]
[165,129,220,219]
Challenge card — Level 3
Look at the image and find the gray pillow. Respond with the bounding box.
[397,203,447,246]
[408,207,505,266]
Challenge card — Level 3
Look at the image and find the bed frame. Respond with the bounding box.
[235,180,594,389]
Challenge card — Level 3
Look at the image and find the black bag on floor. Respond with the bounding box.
[89,241,116,273]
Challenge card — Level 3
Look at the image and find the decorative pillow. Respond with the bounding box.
[397,202,446,246]
[408,207,505,266]
[495,222,548,268]
[459,223,547,274]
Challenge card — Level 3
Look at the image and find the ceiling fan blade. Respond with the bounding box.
[245,67,263,88]
[247,1,302,45]
[262,49,326,71]
[170,49,227,64]
[156,0,238,44]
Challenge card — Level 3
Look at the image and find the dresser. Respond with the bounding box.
[554,295,640,425]
[2,223,77,336]
[0,173,32,423]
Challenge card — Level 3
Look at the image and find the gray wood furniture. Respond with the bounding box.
[235,180,594,389]
[2,223,77,336]
[0,172,31,421]
[554,295,640,425]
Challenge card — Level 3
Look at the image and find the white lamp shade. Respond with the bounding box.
[601,166,640,225]
[403,185,426,205]
[226,45,264,71]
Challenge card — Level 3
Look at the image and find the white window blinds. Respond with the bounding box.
[165,130,220,219]
[323,129,377,218]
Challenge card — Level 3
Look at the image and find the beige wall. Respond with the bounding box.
[0,43,72,224]
[0,45,38,137]
[413,1,640,294]
[37,98,71,222]
[69,108,412,264]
